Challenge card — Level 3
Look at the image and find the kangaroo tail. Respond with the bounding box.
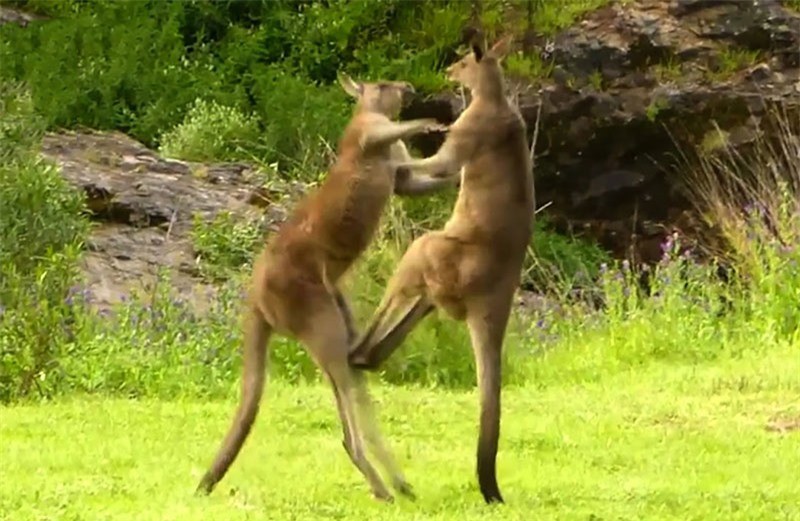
[196,308,272,495]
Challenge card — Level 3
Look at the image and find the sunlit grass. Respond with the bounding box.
[2,343,799,520]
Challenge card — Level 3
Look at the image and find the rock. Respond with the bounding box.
[402,0,800,265]
[40,130,297,314]
[0,6,46,27]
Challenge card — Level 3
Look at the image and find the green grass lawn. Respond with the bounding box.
[2,346,799,521]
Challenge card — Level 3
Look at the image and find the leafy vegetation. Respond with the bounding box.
[190,211,266,282]
[0,83,90,403]
[0,0,459,174]
[0,0,617,176]
[159,98,261,163]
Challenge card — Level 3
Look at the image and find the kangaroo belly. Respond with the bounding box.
[335,185,392,253]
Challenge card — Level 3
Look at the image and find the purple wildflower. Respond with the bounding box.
[661,235,674,255]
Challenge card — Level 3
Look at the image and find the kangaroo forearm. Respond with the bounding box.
[394,173,458,196]
[399,150,461,179]
[362,120,429,148]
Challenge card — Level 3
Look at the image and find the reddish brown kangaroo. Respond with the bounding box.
[195,73,456,502]
[349,35,534,505]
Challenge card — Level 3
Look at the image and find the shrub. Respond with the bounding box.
[0,0,470,175]
[55,270,249,399]
[190,210,266,281]
[524,216,612,295]
[158,98,261,162]
[0,83,90,403]
[247,65,351,177]
[53,268,321,398]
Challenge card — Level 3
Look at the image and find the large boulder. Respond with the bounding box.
[40,130,301,313]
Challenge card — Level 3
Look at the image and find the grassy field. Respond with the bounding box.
[3,344,799,521]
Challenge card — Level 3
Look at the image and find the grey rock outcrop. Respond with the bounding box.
[40,130,300,313]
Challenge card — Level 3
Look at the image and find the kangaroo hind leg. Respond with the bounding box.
[348,369,416,500]
[302,300,395,501]
[348,242,434,370]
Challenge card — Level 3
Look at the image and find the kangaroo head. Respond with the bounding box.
[337,73,416,119]
[445,34,512,98]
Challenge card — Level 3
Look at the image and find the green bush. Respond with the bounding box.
[158,98,260,162]
[1,0,613,186]
[54,270,249,399]
[247,65,351,176]
[524,216,612,294]
[0,83,90,402]
[190,211,265,281]
[0,0,622,181]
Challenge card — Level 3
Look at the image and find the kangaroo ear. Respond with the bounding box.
[471,31,487,62]
[337,72,363,98]
[488,34,513,61]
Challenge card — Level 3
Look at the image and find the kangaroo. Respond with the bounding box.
[195,73,457,502]
[348,34,534,505]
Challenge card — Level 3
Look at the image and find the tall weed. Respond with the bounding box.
[683,104,800,339]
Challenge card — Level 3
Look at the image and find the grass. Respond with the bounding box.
[2,344,799,520]
[504,51,555,83]
[652,57,684,84]
[705,47,762,82]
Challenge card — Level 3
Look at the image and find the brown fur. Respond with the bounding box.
[195,74,456,502]
[348,35,535,504]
